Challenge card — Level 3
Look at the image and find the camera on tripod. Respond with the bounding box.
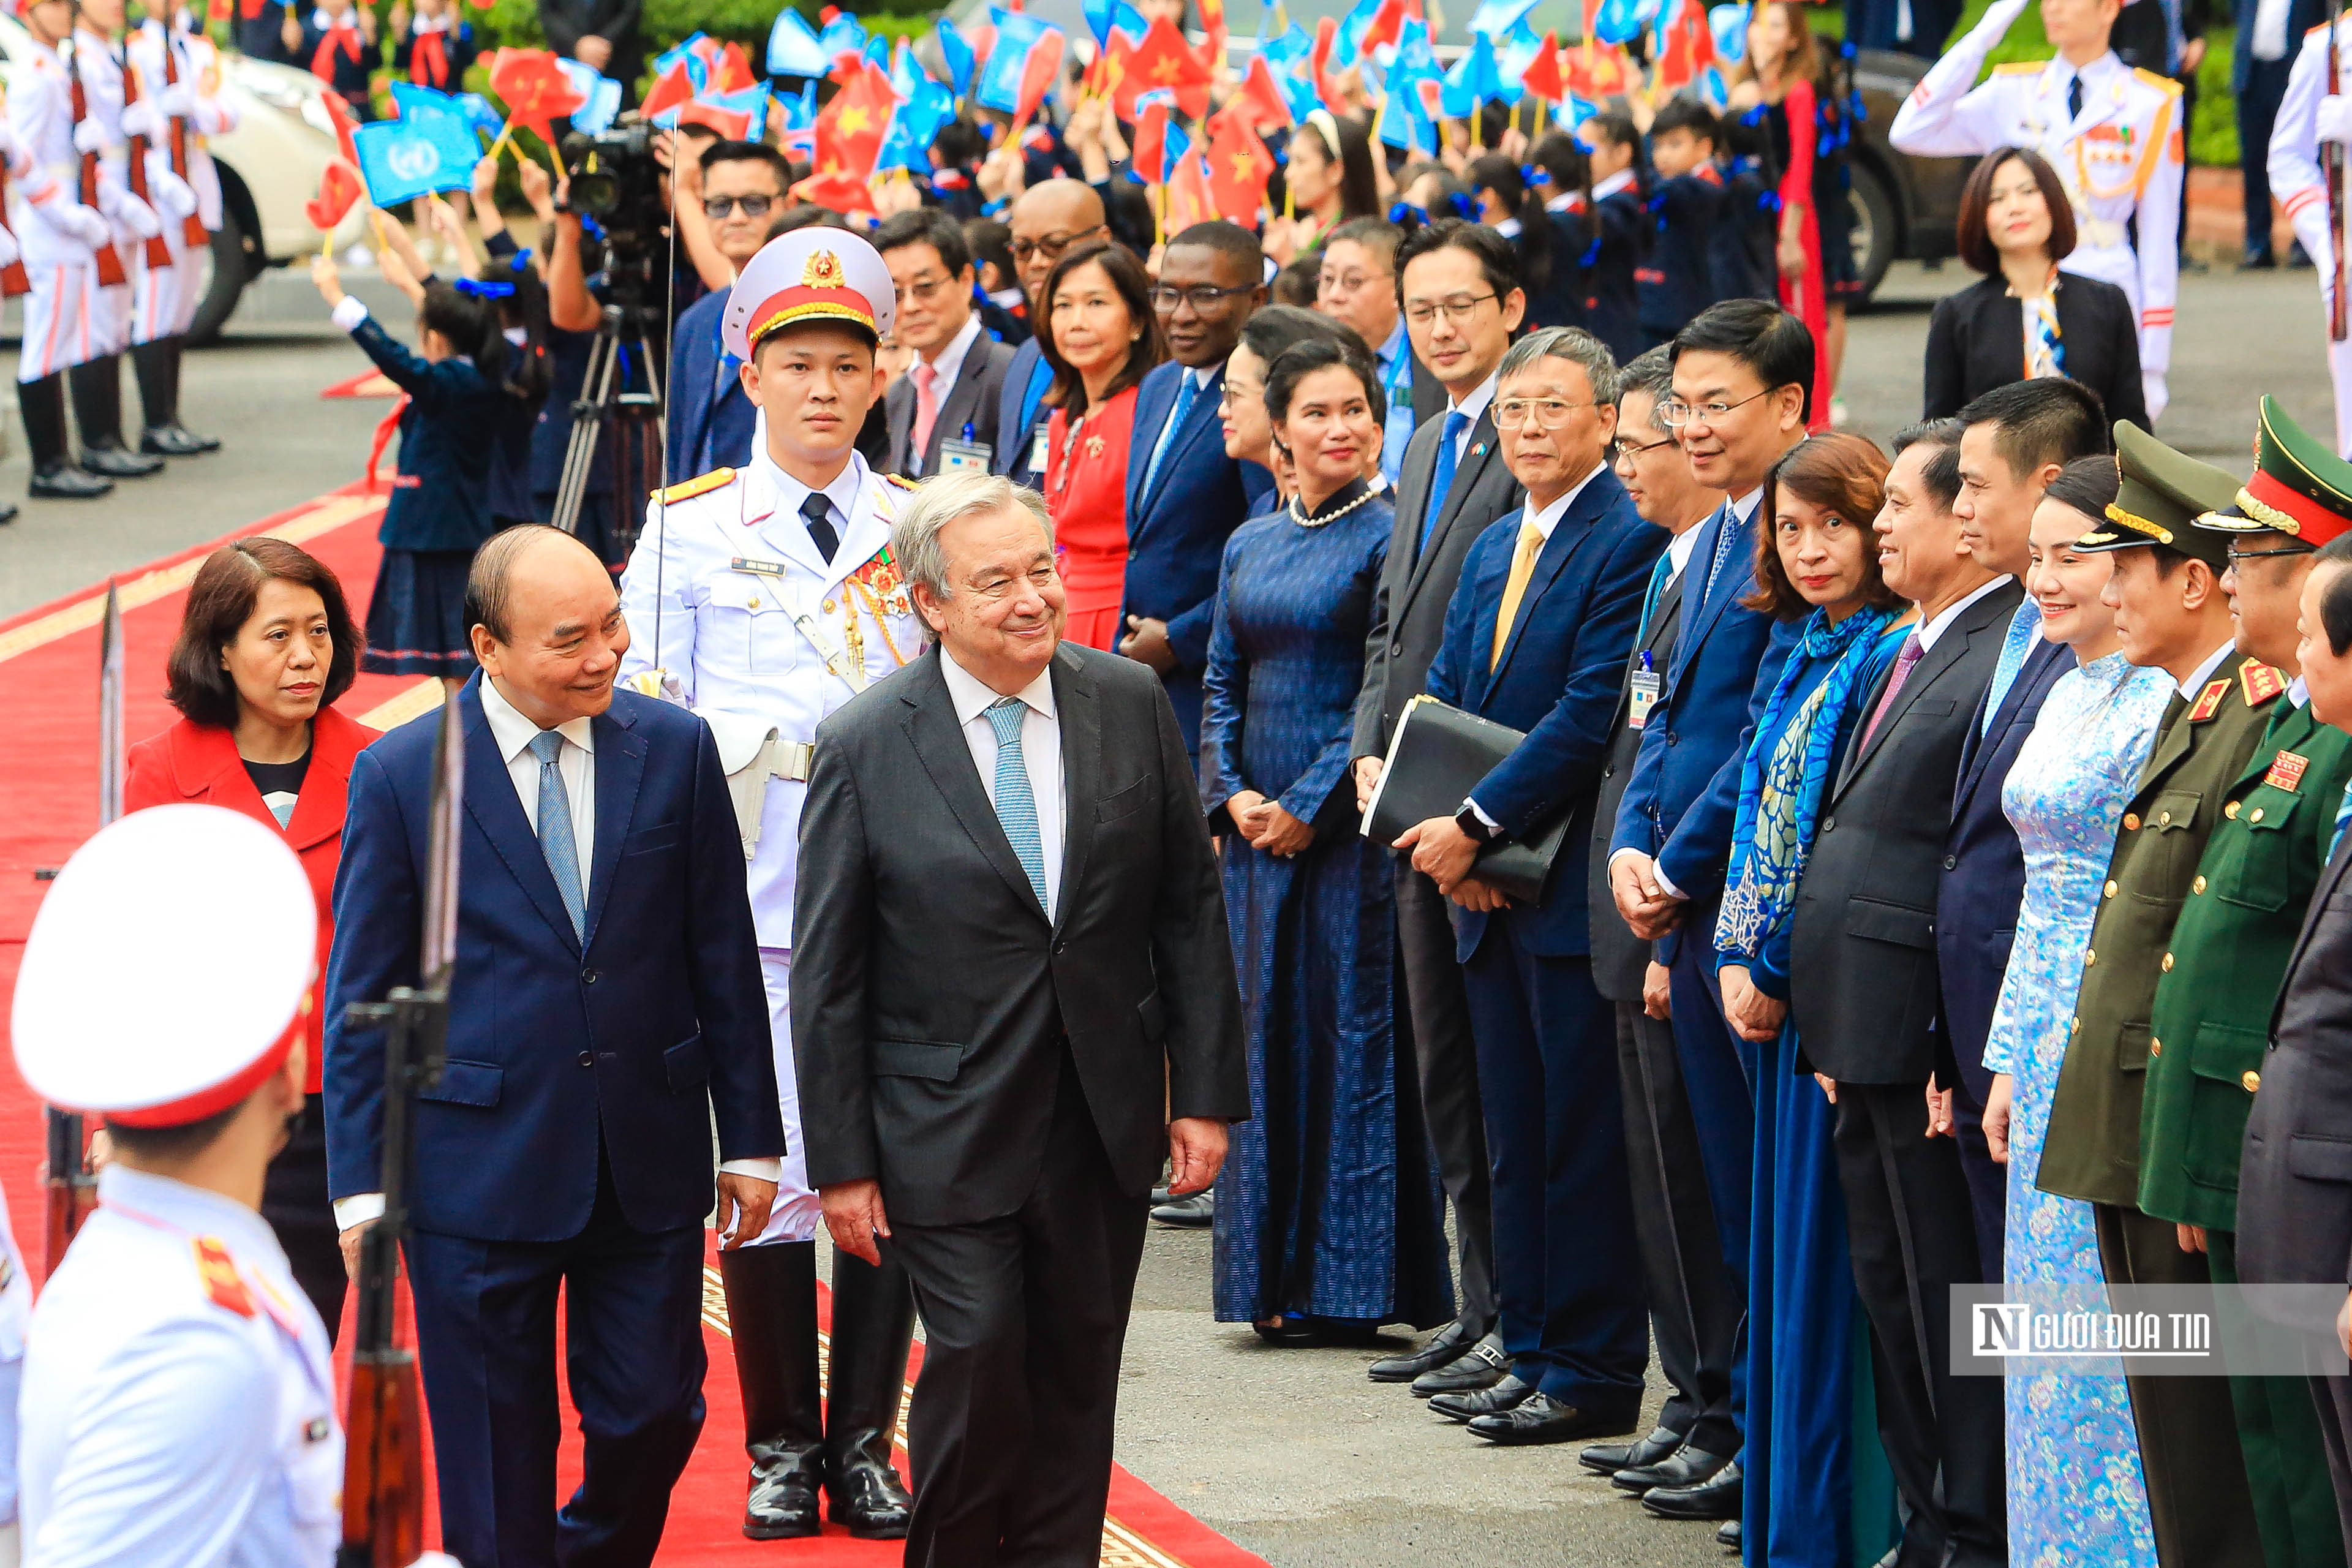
[561,124,668,262]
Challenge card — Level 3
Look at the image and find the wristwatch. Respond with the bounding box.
[1454,801,1498,844]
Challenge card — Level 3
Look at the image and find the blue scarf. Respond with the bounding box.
[1716,605,1898,962]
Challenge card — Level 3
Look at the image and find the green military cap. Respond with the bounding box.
[2194,396,2352,547]
[2074,420,2241,570]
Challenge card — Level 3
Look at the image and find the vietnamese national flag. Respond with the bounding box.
[1016,25,1065,122]
[1238,53,1292,130]
[321,87,361,164]
[1131,94,1178,183]
[1164,146,1215,233]
[1109,16,1211,122]
[304,157,363,232]
[1520,29,1564,103]
[712,40,758,95]
[1204,104,1272,219]
[641,59,695,120]
[1361,0,1408,54]
[1196,0,1227,70]
[816,61,897,181]
[1310,16,1346,113]
[489,47,586,143]
[792,165,877,214]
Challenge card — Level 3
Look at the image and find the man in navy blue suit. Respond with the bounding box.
[1120,220,1276,764]
[326,524,786,1567]
[992,181,1110,492]
[1385,326,1664,1447]
[1928,377,2111,1273]
[666,141,793,484]
[1604,300,1814,1521]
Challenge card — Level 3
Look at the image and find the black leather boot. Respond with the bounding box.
[69,356,164,477]
[717,1241,825,1540]
[824,1251,918,1539]
[21,373,110,498]
[132,337,216,456]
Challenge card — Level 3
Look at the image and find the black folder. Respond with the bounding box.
[1359,695,1574,905]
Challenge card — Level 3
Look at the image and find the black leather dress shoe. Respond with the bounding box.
[1150,1191,1213,1227]
[140,422,219,456]
[1466,1392,1638,1446]
[1409,1332,1508,1396]
[1641,1459,1742,1520]
[826,1450,911,1539]
[1427,1372,1531,1423]
[30,462,111,499]
[1613,1444,1732,1493]
[1368,1317,1477,1382]
[744,1443,825,1539]
[1578,1425,1684,1476]
[1717,1519,1741,1550]
[79,442,164,478]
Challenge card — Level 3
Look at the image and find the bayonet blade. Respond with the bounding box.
[97,580,123,827]
[418,693,462,995]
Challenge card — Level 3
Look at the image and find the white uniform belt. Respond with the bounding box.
[769,739,813,783]
[2079,217,2128,250]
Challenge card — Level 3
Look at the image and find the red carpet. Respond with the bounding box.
[322,368,400,399]
[0,491,1267,1568]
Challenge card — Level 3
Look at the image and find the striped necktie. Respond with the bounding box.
[984,697,1050,911]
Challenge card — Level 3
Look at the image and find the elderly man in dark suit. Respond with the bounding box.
[1931,377,2113,1273]
[876,209,1017,481]
[1349,218,1528,1393]
[326,524,786,1567]
[793,472,1248,1567]
[1794,421,2015,1568]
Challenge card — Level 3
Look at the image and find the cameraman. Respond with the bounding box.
[666,139,791,483]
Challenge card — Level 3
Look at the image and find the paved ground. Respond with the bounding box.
[1,259,2340,1566]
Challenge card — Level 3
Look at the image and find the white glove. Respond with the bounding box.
[99,184,162,239]
[160,83,193,118]
[2320,94,2351,149]
[121,98,164,141]
[70,118,110,156]
[61,202,111,250]
[146,162,195,221]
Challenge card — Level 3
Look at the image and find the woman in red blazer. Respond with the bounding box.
[126,537,377,1340]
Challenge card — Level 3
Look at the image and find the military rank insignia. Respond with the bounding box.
[192,1236,255,1317]
[2241,659,2287,706]
[2265,751,2310,793]
[2188,679,2232,723]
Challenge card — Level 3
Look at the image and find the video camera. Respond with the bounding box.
[561,123,668,285]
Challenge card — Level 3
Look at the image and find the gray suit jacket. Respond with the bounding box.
[884,334,1019,480]
[791,642,1248,1227]
[1350,404,1525,762]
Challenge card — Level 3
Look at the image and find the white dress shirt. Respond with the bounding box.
[1593,168,1640,202]
[1449,370,1499,458]
[2176,638,2237,699]
[940,648,1068,923]
[1664,521,1703,581]
[1911,574,2013,654]
[764,449,867,552]
[919,312,984,403]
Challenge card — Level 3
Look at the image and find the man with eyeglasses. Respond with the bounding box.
[1314,217,1446,488]
[1120,220,1272,783]
[990,180,1111,491]
[1351,218,1528,1395]
[665,140,793,489]
[1604,300,1814,1525]
[1578,345,1739,1498]
[875,208,1016,481]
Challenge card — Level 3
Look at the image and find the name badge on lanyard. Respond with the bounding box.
[939,422,991,473]
[1628,653,1663,729]
[1028,425,1050,475]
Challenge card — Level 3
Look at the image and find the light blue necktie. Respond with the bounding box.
[984,697,1050,912]
[1634,549,1676,646]
[1379,344,1414,488]
[529,729,586,941]
[1141,369,1200,504]
[1700,502,1739,608]
[1422,410,1471,550]
[1980,601,2041,736]
[2333,778,2351,862]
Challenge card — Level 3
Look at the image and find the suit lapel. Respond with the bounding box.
[1050,650,1101,933]
[2280,815,2352,1019]
[885,377,913,472]
[1488,472,1618,692]
[459,682,581,956]
[1668,503,1744,683]
[934,368,987,464]
[1125,369,1177,523]
[1400,413,1503,617]
[1459,528,1515,703]
[1837,587,2012,796]
[900,651,1053,924]
[2137,690,2199,794]
[1139,366,1221,519]
[582,703,645,949]
[1953,635,2063,816]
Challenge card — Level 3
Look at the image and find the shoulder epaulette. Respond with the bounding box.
[2132,66,2185,97]
[2241,658,2288,707]
[190,1236,254,1318]
[657,467,736,504]
[2189,677,2233,723]
[1991,61,2042,75]
[883,472,917,490]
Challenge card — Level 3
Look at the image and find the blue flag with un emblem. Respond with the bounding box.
[352,116,482,208]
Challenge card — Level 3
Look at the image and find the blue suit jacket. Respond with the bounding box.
[324,677,783,1243]
[666,288,756,482]
[992,336,1054,489]
[1425,467,1665,961]
[2235,0,2323,90]
[1123,360,1276,755]
[1607,499,1802,960]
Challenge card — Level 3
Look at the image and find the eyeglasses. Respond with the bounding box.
[894,273,958,306]
[1493,398,1596,429]
[1403,291,1499,326]
[1148,282,1257,313]
[1612,434,1679,461]
[1009,227,1106,264]
[2226,544,2313,564]
[1659,387,1777,427]
[702,194,775,219]
[1317,268,1389,296]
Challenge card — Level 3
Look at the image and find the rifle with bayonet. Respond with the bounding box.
[336,695,461,1568]
[2331,0,2346,342]
[154,20,206,249]
[118,26,171,269]
[65,4,125,287]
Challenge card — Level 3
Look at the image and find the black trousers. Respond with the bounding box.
[2308,1371,2352,1559]
[262,1099,347,1343]
[886,1056,1149,1568]
[2095,1202,2266,1568]
[2242,55,2297,258]
[1831,1081,2005,1568]
[1613,1000,1740,1455]
[1393,862,1496,1335]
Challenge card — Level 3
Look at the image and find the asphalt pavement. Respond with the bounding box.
[0,257,2341,1566]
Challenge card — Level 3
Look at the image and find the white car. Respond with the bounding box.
[0,13,349,341]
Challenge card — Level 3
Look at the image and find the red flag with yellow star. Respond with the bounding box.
[1203,103,1272,219]
[1164,144,1216,232]
[1108,16,1211,122]
[815,61,897,181]
[1196,0,1227,69]
[1237,54,1292,132]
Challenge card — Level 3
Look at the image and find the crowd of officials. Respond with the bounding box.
[21,3,2352,1565]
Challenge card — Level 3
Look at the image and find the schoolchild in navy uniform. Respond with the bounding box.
[962,217,1031,345]
[311,251,505,681]
[1635,99,1727,348]
[283,0,377,122]
[389,0,475,92]
[1713,105,1782,301]
[1468,152,1564,326]
[1578,115,1649,363]
[469,255,550,529]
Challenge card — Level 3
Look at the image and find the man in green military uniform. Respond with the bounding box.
[2138,397,2352,1568]
[2038,420,2283,1568]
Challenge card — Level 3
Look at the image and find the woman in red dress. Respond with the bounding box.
[126,537,377,1341]
[1038,241,1167,650]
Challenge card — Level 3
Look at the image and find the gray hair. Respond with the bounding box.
[1616,346,1676,432]
[889,472,1055,602]
[1496,326,1620,405]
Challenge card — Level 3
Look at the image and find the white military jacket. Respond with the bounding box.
[2269,23,2352,294]
[1891,0,2185,418]
[619,447,928,948]
[20,1165,341,1568]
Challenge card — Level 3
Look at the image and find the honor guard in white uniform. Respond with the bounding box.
[121,0,221,453]
[9,805,339,1568]
[617,226,926,1542]
[0,1183,37,1568]
[2269,20,2352,456]
[1893,0,2187,419]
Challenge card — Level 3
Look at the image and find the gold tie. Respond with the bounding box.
[1491,522,1547,670]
